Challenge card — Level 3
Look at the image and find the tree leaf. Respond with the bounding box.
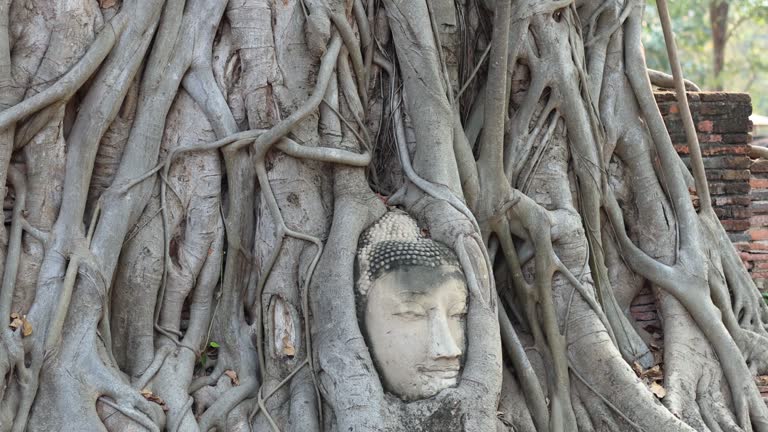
[641,365,663,380]
[140,388,168,411]
[209,341,220,348]
[650,382,667,399]
[21,317,32,337]
[9,316,22,331]
[224,370,240,386]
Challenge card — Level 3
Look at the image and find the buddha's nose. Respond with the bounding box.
[429,313,462,360]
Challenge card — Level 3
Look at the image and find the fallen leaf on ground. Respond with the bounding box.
[225,370,240,386]
[9,312,22,331]
[21,316,32,337]
[141,389,169,411]
[641,365,663,380]
[650,382,667,399]
[282,340,296,357]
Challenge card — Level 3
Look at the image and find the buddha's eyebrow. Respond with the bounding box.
[395,289,429,298]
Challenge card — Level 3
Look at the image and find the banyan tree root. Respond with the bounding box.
[0,0,767,431]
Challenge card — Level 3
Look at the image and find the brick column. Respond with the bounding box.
[631,91,754,331]
[655,91,753,239]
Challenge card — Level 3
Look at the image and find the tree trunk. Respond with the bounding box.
[710,0,729,90]
[0,0,766,431]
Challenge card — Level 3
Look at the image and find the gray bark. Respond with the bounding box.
[0,0,765,431]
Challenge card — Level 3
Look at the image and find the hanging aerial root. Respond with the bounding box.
[497,302,550,431]
[605,188,768,431]
[492,195,579,432]
[185,28,373,431]
[655,0,711,214]
[647,68,701,92]
[0,165,26,320]
[329,13,369,111]
[248,360,310,427]
[0,165,27,412]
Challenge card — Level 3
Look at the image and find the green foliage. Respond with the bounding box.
[199,341,220,368]
[642,0,768,114]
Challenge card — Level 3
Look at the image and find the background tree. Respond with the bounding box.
[643,0,768,111]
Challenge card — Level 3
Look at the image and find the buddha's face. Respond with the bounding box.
[364,265,468,401]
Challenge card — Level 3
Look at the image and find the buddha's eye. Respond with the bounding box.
[394,303,427,319]
[449,304,468,319]
[394,310,427,320]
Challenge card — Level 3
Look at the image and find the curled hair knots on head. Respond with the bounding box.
[356,209,461,296]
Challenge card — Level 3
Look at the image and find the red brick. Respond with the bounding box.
[701,145,749,156]
[722,133,752,144]
[632,311,658,321]
[721,219,751,231]
[700,134,723,143]
[753,202,768,215]
[632,294,656,306]
[699,103,730,115]
[753,160,768,173]
[703,156,751,169]
[741,253,768,262]
[700,92,750,103]
[715,206,752,219]
[709,182,750,195]
[752,215,768,227]
[713,196,752,206]
[698,120,714,132]
[698,92,728,102]
[707,169,751,181]
[631,303,658,312]
[733,207,753,219]
[752,229,768,241]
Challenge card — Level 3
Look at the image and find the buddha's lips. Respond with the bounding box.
[418,365,460,378]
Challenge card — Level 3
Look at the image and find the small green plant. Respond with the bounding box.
[199,341,220,368]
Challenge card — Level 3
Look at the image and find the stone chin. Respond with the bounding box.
[399,372,460,402]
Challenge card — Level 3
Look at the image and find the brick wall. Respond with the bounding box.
[630,92,754,341]
[630,92,768,396]
[655,92,754,240]
[748,158,768,290]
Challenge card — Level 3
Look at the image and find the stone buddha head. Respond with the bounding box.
[356,211,468,401]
